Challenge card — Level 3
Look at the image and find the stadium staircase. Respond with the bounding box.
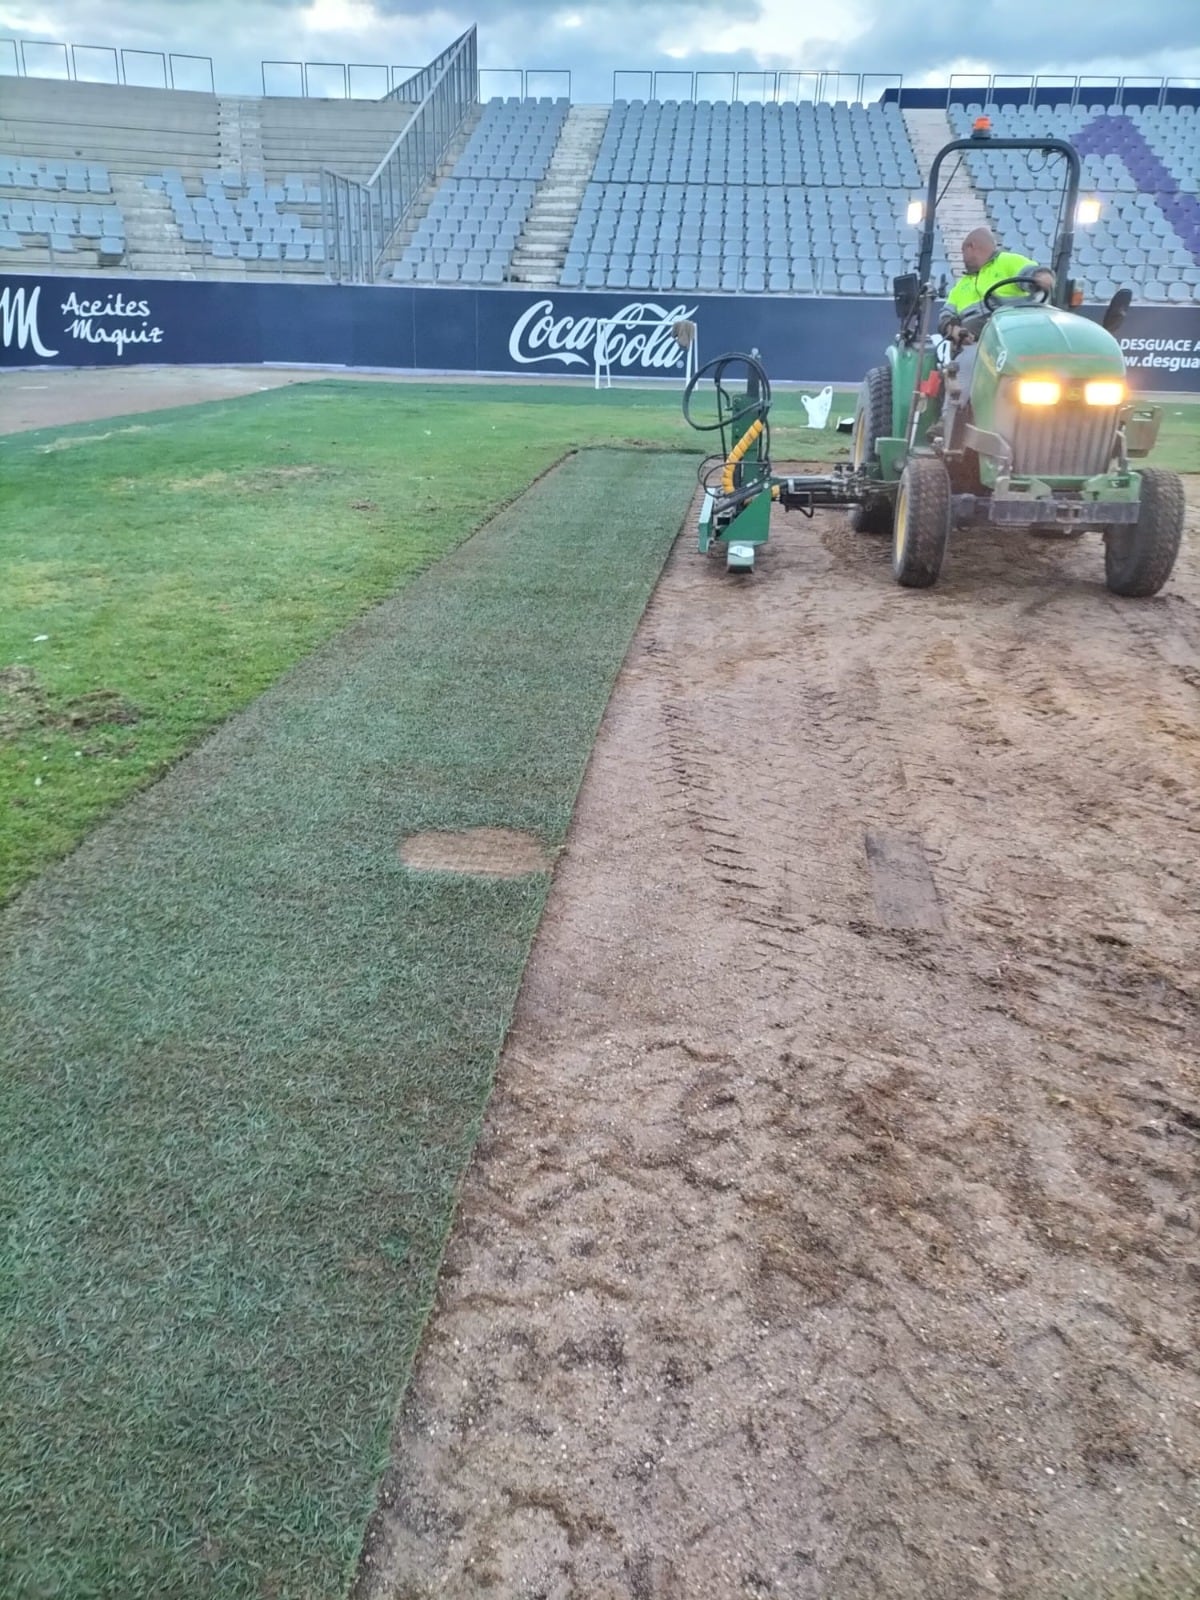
[218,98,264,177]
[509,105,610,286]
[903,108,990,275]
[110,172,193,278]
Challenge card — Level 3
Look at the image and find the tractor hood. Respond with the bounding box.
[972,306,1127,482]
[978,305,1126,384]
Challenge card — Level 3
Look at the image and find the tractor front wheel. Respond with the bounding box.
[1104,468,1185,598]
[892,456,951,589]
[850,366,893,536]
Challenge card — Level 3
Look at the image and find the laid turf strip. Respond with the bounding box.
[0,449,692,1600]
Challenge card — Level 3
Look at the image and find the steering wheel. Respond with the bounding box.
[983,275,1052,312]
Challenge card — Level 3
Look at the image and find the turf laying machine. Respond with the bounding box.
[683,121,1185,594]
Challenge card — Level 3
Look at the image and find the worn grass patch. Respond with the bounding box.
[0,378,853,904]
[0,448,693,1600]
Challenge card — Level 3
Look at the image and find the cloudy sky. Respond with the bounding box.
[2,0,1198,102]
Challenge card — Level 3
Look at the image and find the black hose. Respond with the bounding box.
[682,351,773,434]
[683,351,773,494]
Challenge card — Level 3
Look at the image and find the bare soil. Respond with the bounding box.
[401,828,553,879]
[0,366,608,437]
[0,365,317,433]
[359,487,1200,1599]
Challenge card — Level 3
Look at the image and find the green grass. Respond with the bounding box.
[0,379,851,905]
[1,448,694,1600]
[1149,398,1200,473]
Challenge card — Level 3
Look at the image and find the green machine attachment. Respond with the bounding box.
[683,350,862,573]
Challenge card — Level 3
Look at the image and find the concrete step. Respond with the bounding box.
[130,257,196,273]
[902,107,991,247]
[511,102,608,280]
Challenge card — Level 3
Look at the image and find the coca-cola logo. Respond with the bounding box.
[508,298,698,370]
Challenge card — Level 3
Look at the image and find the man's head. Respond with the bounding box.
[961,226,997,273]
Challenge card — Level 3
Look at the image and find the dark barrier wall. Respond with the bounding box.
[3,274,1200,392]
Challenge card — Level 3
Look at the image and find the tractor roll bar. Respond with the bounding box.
[917,135,1082,308]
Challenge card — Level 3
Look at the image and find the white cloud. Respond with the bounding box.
[1,0,1197,100]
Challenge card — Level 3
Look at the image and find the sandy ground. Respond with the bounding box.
[0,365,326,433]
[0,365,639,435]
[358,488,1200,1599]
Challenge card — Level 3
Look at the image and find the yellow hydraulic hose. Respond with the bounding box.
[721,417,764,494]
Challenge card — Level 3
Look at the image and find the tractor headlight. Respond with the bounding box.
[1017,379,1062,406]
[1084,380,1126,407]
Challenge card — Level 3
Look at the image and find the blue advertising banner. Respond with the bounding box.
[3,273,1199,393]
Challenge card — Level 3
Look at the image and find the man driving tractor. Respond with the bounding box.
[938,226,1056,438]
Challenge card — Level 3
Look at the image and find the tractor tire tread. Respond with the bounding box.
[893,455,951,589]
[1104,467,1185,598]
[851,366,894,536]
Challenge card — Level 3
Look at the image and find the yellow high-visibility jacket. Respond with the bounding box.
[940,249,1043,329]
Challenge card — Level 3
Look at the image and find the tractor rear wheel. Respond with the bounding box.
[850,495,895,536]
[1104,468,1185,597]
[850,366,894,536]
[892,456,951,589]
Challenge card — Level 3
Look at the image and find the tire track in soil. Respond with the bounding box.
[357,489,1200,1600]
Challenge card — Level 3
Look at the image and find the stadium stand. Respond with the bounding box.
[388,98,567,284]
[594,98,921,187]
[0,76,415,277]
[1,59,1197,300]
[152,170,327,273]
[389,95,939,292]
[561,180,943,294]
[0,156,126,267]
[556,98,937,295]
[949,102,1200,304]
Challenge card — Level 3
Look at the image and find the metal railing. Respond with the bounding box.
[321,27,477,285]
[260,60,422,97]
[478,68,571,101]
[611,69,905,105]
[3,38,1198,111]
[1,36,214,91]
[941,72,1200,109]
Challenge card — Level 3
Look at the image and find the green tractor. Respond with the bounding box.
[850,122,1185,594]
[683,123,1184,596]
